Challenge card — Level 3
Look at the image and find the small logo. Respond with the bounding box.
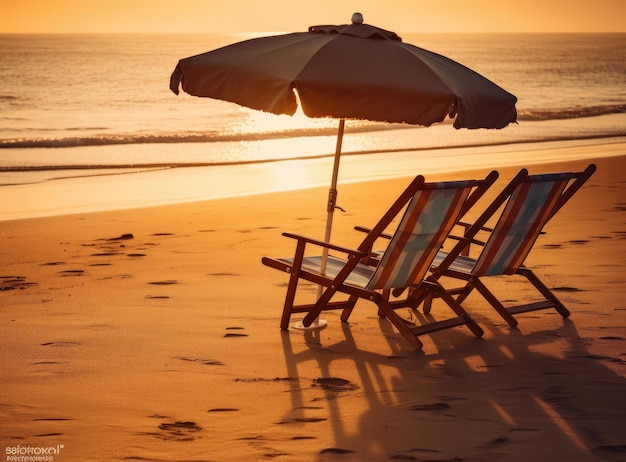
[5,444,64,461]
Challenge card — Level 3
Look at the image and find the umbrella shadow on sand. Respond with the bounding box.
[279,311,626,461]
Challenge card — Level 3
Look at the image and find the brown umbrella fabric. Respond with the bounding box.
[170,17,517,129]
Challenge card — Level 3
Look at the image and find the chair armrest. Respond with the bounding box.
[354,226,392,240]
[282,232,367,257]
[456,221,545,239]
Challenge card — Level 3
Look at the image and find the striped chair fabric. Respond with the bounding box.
[424,165,596,327]
[472,178,568,276]
[368,185,471,289]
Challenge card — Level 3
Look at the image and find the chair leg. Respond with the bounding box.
[454,282,475,305]
[280,240,306,330]
[301,282,341,326]
[375,299,424,350]
[431,279,484,338]
[473,277,519,327]
[340,295,360,322]
[400,286,430,312]
[422,292,433,314]
[522,268,571,318]
[377,289,391,318]
[280,271,300,329]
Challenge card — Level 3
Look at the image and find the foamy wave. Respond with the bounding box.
[518,104,626,121]
[0,127,342,149]
[1,104,624,149]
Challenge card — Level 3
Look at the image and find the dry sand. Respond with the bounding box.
[1,148,625,461]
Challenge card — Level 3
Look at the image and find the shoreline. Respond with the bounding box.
[1,137,625,222]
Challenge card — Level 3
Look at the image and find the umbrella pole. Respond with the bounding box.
[293,118,345,331]
[324,118,345,244]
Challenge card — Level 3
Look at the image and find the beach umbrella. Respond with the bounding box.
[170,13,517,327]
[170,13,516,246]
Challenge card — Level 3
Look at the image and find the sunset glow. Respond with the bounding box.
[1,0,624,34]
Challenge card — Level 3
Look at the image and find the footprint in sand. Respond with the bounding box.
[233,377,296,384]
[225,327,248,338]
[320,448,355,455]
[32,361,70,365]
[552,286,583,292]
[41,341,80,347]
[482,435,511,447]
[148,421,202,441]
[148,280,179,285]
[312,377,359,392]
[59,270,84,277]
[409,402,451,412]
[0,276,37,290]
[100,233,134,241]
[33,418,72,422]
[173,356,224,366]
[276,416,327,425]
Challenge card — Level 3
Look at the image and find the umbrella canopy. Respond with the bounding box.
[170,14,517,328]
[170,15,517,129]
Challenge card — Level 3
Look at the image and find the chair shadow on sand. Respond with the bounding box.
[279,307,626,461]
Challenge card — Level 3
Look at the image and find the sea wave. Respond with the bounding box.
[0,126,343,149]
[2,134,624,178]
[517,104,626,121]
[1,104,625,149]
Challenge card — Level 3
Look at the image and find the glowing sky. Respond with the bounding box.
[1,0,624,33]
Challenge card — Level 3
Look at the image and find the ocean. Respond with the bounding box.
[0,32,625,217]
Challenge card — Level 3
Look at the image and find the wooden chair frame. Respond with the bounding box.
[262,171,498,349]
[419,164,597,327]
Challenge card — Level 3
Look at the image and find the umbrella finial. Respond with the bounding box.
[351,12,363,24]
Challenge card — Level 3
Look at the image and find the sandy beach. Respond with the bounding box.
[1,143,625,461]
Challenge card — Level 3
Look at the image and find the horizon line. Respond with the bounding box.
[1,30,625,35]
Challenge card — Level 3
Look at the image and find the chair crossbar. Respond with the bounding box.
[410,316,469,336]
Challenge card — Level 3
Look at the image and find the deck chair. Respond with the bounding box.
[419,164,596,327]
[261,172,498,349]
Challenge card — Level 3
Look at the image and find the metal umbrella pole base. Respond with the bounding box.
[292,318,328,330]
